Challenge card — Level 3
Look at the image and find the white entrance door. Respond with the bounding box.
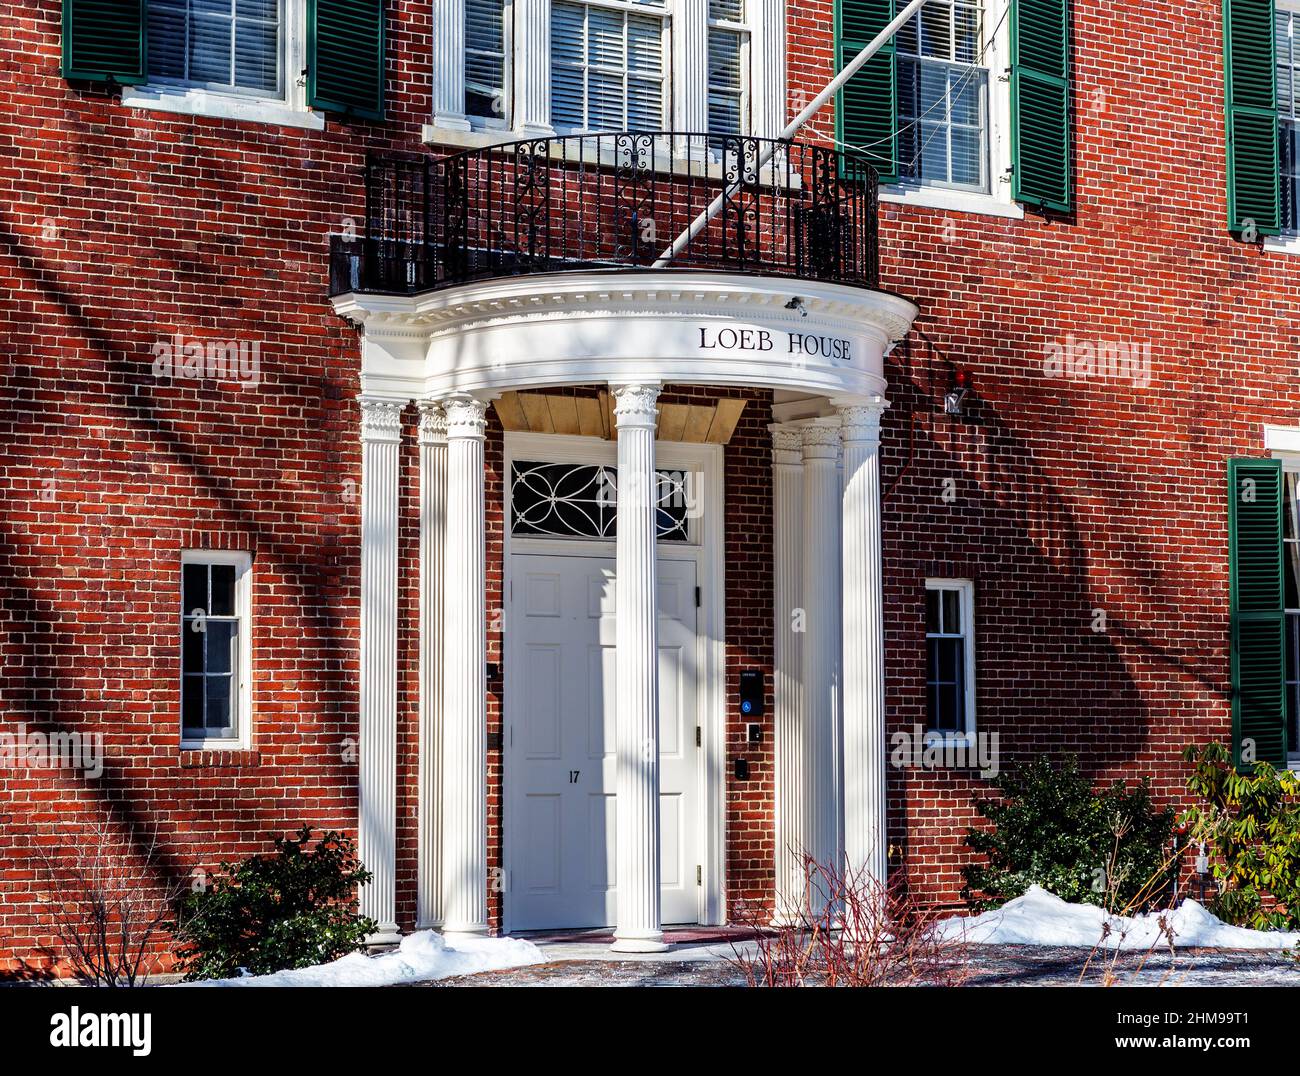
[507,553,700,930]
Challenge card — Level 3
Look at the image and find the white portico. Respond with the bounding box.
[334,269,917,947]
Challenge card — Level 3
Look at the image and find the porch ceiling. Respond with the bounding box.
[493,390,747,444]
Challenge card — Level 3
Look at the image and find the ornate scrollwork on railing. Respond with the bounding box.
[330,132,880,297]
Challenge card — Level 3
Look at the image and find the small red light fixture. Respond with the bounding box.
[944,369,972,415]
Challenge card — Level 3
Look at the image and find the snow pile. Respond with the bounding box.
[180,931,545,987]
[935,885,1300,950]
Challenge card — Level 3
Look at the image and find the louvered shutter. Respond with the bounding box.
[1011,0,1073,212]
[1224,0,1281,235]
[465,0,504,118]
[551,1,587,130]
[1228,458,1288,770]
[308,0,385,120]
[62,0,146,84]
[836,0,897,182]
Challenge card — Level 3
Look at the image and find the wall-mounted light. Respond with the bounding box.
[784,296,808,317]
[943,369,972,416]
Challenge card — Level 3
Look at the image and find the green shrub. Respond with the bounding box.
[1181,742,1300,930]
[172,825,376,981]
[961,756,1175,913]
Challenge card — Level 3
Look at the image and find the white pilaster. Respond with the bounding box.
[674,0,709,148]
[749,0,788,139]
[514,0,554,135]
[358,395,404,943]
[835,397,889,891]
[770,423,809,925]
[800,417,842,904]
[431,0,472,132]
[610,383,668,954]
[441,394,490,938]
[416,402,448,930]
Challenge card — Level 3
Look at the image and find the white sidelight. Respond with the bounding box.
[609,382,668,953]
[416,402,448,930]
[358,395,405,943]
[770,423,810,924]
[441,394,491,938]
[430,0,471,131]
[799,417,842,902]
[836,398,890,891]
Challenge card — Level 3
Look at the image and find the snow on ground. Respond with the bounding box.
[180,931,545,987]
[935,885,1300,950]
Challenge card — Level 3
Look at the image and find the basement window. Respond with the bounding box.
[925,578,976,739]
[180,551,252,749]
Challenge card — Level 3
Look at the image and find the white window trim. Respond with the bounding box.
[924,577,977,744]
[706,7,751,137]
[1265,0,1300,251]
[180,550,254,751]
[425,0,780,151]
[122,0,324,131]
[1267,428,1300,766]
[880,0,1023,220]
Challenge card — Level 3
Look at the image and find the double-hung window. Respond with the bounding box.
[181,551,252,748]
[467,0,508,122]
[147,0,282,97]
[1280,4,1300,233]
[707,0,748,136]
[896,0,988,192]
[551,0,669,133]
[925,579,976,738]
[1285,472,1300,762]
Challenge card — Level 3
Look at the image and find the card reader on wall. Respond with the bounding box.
[739,670,765,717]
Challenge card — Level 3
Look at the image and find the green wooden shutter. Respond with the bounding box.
[836,0,897,183]
[1228,458,1288,770]
[308,0,386,120]
[1011,0,1073,212]
[1223,0,1280,235]
[61,0,146,85]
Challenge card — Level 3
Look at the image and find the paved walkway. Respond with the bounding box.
[409,940,1300,988]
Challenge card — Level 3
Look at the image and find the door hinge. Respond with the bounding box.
[696,865,702,887]
[695,725,701,748]
[695,585,701,608]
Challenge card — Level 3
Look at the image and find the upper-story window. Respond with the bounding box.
[895,0,989,193]
[551,0,669,132]
[148,0,282,96]
[467,0,509,121]
[707,0,748,136]
[1280,5,1300,233]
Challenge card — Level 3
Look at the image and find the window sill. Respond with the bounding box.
[123,86,325,130]
[179,746,258,766]
[420,122,802,188]
[880,184,1025,220]
[1263,234,1300,256]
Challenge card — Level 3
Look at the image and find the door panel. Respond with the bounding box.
[507,553,700,930]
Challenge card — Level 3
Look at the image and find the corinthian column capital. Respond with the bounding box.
[442,395,489,439]
[417,399,448,445]
[359,396,406,444]
[831,395,889,443]
[611,383,661,429]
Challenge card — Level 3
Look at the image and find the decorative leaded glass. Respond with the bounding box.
[511,461,693,541]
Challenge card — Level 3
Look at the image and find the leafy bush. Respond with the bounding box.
[172,826,376,981]
[1181,742,1300,930]
[961,756,1175,913]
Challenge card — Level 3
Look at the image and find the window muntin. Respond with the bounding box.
[925,579,975,736]
[1279,7,1300,233]
[181,553,251,745]
[895,0,988,192]
[467,0,507,121]
[551,0,669,133]
[1284,472,1300,759]
[148,0,282,97]
[707,0,747,136]
[510,461,693,541]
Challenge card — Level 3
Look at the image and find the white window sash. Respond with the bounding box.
[923,578,977,739]
[180,550,253,750]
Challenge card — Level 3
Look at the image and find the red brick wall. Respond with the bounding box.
[3,0,1299,973]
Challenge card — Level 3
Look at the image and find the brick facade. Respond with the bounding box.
[2,0,1298,973]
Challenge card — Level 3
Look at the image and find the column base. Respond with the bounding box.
[366,926,403,946]
[610,932,669,954]
[441,925,491,944]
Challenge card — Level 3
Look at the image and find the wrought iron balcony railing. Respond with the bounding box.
[329,132,880,297]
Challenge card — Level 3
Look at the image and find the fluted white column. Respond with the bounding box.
[514,0,554,135]
[431,0,471,131]
[610,383,667,953]
[836,398,889,891]
[441,395,490,938]
[416,402,448,929]
[771,424,809,925]
[800,418,841,908]
[750,0,788,139]
[674,0,709,157]
[358,396,405,943]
